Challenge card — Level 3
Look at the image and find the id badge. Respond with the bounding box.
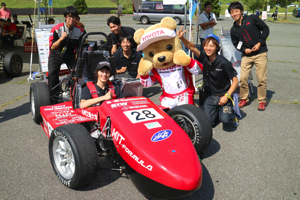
[237,41,243,50]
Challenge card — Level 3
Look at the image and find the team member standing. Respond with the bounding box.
[107,16,137,55]
[198,2,217,52]
[0,2,11,19]
[48,6,84,103]
[228,2,270,111]
[114,36,143,78]
[178,27,239,128]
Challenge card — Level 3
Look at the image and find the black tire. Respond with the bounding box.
[141,16,150,24]
[3,52,23,77]
[168,104,212,155]
[30,82,51,124]
[174,17,181,25]
[49,124,98,189]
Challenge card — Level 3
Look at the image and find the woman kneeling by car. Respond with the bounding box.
[80,61,124,108]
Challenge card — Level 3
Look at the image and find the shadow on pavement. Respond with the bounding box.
[201,138,220,160]
[76,157,123,191]
[179,163,214,200]
[0,102,30,123]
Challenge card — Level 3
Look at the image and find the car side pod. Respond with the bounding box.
[99,97,203,199]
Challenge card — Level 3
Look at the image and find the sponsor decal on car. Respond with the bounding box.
[111,128,153,171]
[111,102,127,108]
[81,110,97,121]
[144,122,162,129]
[151,130,172,142]
[131,100,150,105]
[129,105,148,109]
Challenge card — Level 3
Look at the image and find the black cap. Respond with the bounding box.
[96,61,111,73]
[1,2,6,6]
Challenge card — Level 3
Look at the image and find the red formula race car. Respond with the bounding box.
[29,32,212,199]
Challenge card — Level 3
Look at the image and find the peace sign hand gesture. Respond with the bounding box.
[177,26,187,40]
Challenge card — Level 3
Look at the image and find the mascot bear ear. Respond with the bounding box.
[134,29,146,45]
[160,17,177,31]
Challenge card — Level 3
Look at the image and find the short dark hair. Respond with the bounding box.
[6,18,11,22]
[228,2,244,13]
[204,2,212,8]
[107,16,120,26]
[63,6,78,18]
[119,36,134,46]
[1,2,5,6]
[48,18,54,23]
[13,14,17,18]
[203,37,220,52]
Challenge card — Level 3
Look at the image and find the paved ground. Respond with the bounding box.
[0,14,300,199]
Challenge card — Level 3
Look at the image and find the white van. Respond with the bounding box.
[133,1,189,25]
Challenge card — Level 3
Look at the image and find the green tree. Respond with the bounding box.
[74,0,88,14]
[200,0,221,17]
[122,0,132,14]
[110,0,123,18]
[275,0,294,19]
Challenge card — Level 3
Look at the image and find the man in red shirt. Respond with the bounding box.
[2,18,17,48]
[0,2,11,19]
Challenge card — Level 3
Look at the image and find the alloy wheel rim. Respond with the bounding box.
[53,136,75,179]
[172,114,196,144]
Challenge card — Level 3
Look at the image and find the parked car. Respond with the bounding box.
[133,1,189,25]
[293,8,300,17]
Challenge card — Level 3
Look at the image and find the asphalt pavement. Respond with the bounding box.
[0,14,300,199]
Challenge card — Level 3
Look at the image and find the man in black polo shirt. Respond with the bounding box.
[107,16,137,55]
[178,27,239,128]
[113,36,143,78]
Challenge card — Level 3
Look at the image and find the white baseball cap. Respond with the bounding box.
[137,28,176,51]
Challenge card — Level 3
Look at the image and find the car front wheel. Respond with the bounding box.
[168,104,212,155]
[49,124,98,189]
[141,16,150,24]
[30,82,51,124]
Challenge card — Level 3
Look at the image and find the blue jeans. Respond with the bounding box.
[203,95,235,127]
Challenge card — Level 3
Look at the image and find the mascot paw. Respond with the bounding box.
[138,58,153,76]
[173,50,191,66]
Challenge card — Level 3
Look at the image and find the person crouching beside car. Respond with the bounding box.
[80,61,124,108]
[177,28,239,128]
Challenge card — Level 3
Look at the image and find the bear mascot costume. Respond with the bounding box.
[134,17,203,109]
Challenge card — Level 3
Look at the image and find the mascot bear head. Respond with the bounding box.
[134,17,191,76]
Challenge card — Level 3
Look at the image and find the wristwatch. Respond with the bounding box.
[207,25,209,29]
[225,93,231,99]
[225,93,235,106]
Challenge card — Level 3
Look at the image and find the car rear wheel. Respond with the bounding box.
[174,17,181,25]
[141,16,150,24]
[3,52,23,77]
[30,82,51,124]
[49,124,98,189]
[168,104,212,155]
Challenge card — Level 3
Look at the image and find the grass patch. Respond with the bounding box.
[292,69,298,73]
[0,93,29,110]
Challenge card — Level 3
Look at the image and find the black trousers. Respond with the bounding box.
[48,52,75,97]
[2,34,17,47]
